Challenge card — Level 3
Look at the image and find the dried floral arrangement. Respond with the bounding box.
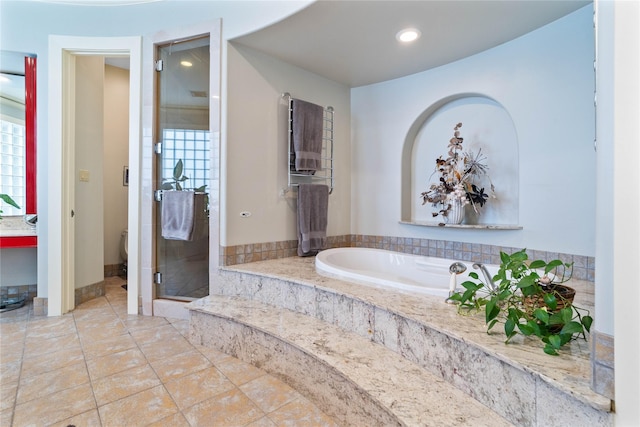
[421,122,495,221]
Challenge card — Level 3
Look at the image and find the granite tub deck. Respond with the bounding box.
[187,256,612,426]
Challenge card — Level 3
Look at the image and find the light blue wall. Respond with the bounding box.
[351,5,595,257]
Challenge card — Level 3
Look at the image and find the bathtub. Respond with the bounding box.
[315,247,497,298]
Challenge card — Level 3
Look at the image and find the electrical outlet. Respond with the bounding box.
[79,169,90,182]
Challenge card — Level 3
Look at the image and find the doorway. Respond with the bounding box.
[48,36,142,316]
[155,36,210,300]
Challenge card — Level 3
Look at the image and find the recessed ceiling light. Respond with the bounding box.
[181,60,193,67]
[396,28,421,43]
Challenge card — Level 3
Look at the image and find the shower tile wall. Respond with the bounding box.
[221,234,595,282]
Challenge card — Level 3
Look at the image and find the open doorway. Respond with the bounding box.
[47,36,141,316]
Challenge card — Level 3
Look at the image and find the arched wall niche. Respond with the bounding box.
[401,93,520,227]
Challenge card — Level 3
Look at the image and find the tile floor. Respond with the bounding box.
[0,277,338,427]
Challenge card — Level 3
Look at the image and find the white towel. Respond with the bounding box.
[161,191,207,241]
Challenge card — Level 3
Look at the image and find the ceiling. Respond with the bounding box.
[231,0,591,88]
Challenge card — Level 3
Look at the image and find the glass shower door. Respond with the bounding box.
[155,36,210,300]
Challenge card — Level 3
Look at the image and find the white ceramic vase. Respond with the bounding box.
[445,199,465,224]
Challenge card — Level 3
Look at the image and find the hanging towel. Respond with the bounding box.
[292,99,324,174]
[161,191,208,241]
[297,184,329,256]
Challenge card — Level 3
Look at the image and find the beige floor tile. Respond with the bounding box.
[0,380,17,411]
[81,332,137,360]
[240,374,301,413]
[77,321,128,344]
[137,332,194,363]
[0,359,21,384]
[194,344,236,364]
[183,387,265,427]
[122,314,170,332]
[24,315,76,339]
[0,407,13,427]
[17,360,90,404]
[146,410,191,427]
[98,384,179,427]
[3,276,337,427]
[129,323,182,343]
[49,408,102,427]
[23,330,82,357]
[165,366,236,411]
[12,382,96,427]
[86,347,148,380]
[267,397,339,427]
[150,349,212,382]
[216,355,268,386]
[92,363,162,407]
[19,345,85,378]
[0,321,27,340]
[247,415,279,427]
[0,342,25,365]
[168,318,190,337]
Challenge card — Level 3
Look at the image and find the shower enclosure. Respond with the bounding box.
[155,36,210,300]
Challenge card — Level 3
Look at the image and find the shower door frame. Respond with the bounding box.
[141,21,221,316]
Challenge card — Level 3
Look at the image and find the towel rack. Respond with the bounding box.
[282,92,334,195]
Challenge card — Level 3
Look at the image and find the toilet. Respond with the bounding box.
[120,229,128,275]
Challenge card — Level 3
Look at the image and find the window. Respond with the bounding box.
[0,118,25,216]
[162,128,209,191]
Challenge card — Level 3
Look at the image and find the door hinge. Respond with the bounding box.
[154,142,162,154]
[154,190,163,202]
[155,59,163,72]
[154,272,162,284]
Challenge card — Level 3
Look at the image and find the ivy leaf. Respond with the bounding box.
[173,159,184,180]
[529,260,546,269]
[544,344,559,356]
[543,293,558,311]
[560,307,573,324]
[505,318,515,337]
[560,321,584,335]
[516,275,537,289]
[485,298,500,324]
[547,334,562,349]
[518,323,534,336]
[533,308,550,324]
[582,315,593,332]
[545,259,564,275]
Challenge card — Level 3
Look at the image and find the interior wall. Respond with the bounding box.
[103,64,129,266]
[223,43,351,247]
[74,56,105,289]
[351,5,595,257]
[0,0,312,299]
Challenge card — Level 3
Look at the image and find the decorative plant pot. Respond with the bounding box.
[524,284,576,333]
[444,200,465,224]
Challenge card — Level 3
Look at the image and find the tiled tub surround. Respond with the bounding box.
[197,256,612,426]
[221,234,596,282]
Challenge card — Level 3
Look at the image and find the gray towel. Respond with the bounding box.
[292,99,324,174]
[161,191,208,241]
[297,184,328,256]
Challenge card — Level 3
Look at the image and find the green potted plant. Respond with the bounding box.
[161,159,206,192]
[449,248,593,355]
[0,194,20,220]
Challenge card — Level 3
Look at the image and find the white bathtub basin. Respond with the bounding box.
[315,247,497,298]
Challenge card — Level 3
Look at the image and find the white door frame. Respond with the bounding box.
[48,35,142,316]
